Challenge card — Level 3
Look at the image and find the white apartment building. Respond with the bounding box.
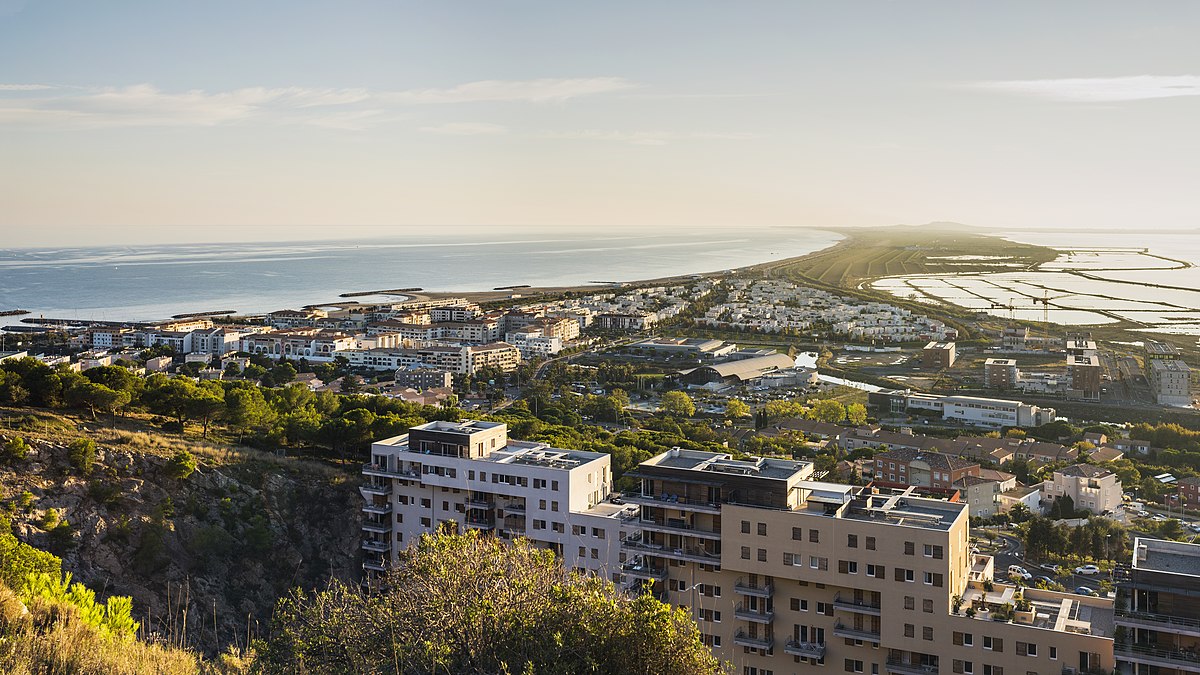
[361,421,638,578]
[430,303,481,322]
[1043,464,1122,514]
[505,329,564,359]
[1149,359,1193,407]
[189,326,260,356]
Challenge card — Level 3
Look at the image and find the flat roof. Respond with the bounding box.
[641,448,811,481]
[1145,340,1180,356]
[1134,537,1200,577]
[1150,359,1191,373]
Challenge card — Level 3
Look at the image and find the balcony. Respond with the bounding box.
[1115,609,1200,638]
[621,561,667,581]
[624,493,721,514]
[732,630,774,650]
[363,560,386,572]
[886,659,939,675]
[734,579,773,598]
[465,519,494,530]
[734,604,774,624]
[362,463,420,480]
[361,521,390,533]
[634,518,722,540]
[361,539,390,553]
[362,503,392,515]
[620,538,720,565]
[360,483,392,497]
[501,502,526,513]
[1114,644,1200,672]
[832,623,881,643]
[833,594,882,616]
[784,640,826,659]
[466,498,496,509]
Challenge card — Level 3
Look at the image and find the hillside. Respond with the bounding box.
[0,408,361,656]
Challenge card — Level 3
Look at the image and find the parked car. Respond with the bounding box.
[1008,565,1032,580]
[1034,576,1056,586]
[1074,586,1098,596]
[1075,564,1102,576]
[1043,564,1062,575]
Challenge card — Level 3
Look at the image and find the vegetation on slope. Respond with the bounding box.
[256,528,725,675]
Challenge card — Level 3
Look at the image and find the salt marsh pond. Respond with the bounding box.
[870,231,1200,335]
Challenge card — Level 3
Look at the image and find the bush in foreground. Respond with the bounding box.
[257,528,725,675]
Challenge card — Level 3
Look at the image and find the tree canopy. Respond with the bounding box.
[257,529,724,675]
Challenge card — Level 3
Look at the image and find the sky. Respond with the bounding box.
[1,1,1199,247]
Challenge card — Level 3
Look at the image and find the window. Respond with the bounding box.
[699,609,721,622]
[591,548,598,559]
[551,480,559,491]
[551,501,559,512]
[983,636,1003,653]
[924,572,934,585]
[924,544,934,557]
[982,667,1003,675]
[1016,642,1036,657]
[1048,647,1057,660]
[923,626,933,641]
[867,564,883,578]
[903,624,914,638]
[810,556,820,569]
[952,661,974,674]
[848,561,858,574]
[594,527,605,539]
[809,529,819,543]
[904,596,914,610]
[790,598,800,611]
[757,548,767,562]
[572,524,585,535]
[757,522,767,536]
[552,522,564,533]
[904,541,915,556]
[844,660,863,673]
[539,499,547,510]
[817,602,832,616]
[800,599,809,611]
[792,526,803,540]
[847,534,858,548]
[578,546,586,557]
[741,546,751,560]
[933,545,944,559]
[923,599,933,613]
[742,520,751,534]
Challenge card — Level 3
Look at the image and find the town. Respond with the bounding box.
[3,266,1200,675]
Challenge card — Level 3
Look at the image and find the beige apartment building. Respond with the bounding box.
[923,341,957,370]
[623,448,1115,675]
[1043,465,1123,515]
[361,421,637,579]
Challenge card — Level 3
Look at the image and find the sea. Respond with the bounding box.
[0,228,841,324]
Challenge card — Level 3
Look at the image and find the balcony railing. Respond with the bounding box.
[501,502,526,513]
[732,630,773,650]
[833,594,882,616]
[832,623,881,643]
[361,521,390,533]
[620,539,720,565]
[1114,643,1200,670]
[362,503,392,515]
[734,579,773,597]
[361,539,390,552]
[360,483,392,496]
[734,604,774,624]
[886,659,939,675]
[634,518,722,540]
[466,498,496,509]
[363,560,386,572]
[362,463,420,479]
[784,640,826,659]
[625,493,721,513]
[1115,609,1200,637]
[621,561,667,581]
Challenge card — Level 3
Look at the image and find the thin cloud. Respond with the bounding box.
[543,130,760,146]
[967,75,1200,102]
[419,122,508,136]
[0,83,55,91]
[0,78,634,129]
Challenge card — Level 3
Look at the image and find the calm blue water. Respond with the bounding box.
[0,228,840,323]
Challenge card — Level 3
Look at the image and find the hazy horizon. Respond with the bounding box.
[3,2,1199,247]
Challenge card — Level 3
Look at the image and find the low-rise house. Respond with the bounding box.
[871,447,980,490]
[1043,464,1122,514]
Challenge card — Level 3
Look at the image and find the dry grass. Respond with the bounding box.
[0,581,248,675]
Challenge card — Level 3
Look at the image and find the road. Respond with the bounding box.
[982,529,1120,593]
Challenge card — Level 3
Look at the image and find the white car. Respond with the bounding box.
[1074,564,1102,576]
[1008,565,1032,581]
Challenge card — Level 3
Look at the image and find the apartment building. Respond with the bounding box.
[1148,360,1193,407]
[952,472,1018,518]
[430,303,482,322]
[983,359,1019,390]
[1001,326,1028,351]
[923,341,957,370]
[266,308,328,328]
[622,448,1115,675]
[1043,465,1122,515]
[393,368,453,390]
[505,329,563,360]
[240,328,357,361]
[594,312,658,332]
[1175,477,1200,509]
[1068,354,1103,401]
[361,421,636,578]
[871,448,979,491]
[466,342,521,373]
[1117,537,1200,674]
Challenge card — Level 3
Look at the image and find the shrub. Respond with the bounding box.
[2,436,30,463]
[68,438,97,476]
[165,451,197,480]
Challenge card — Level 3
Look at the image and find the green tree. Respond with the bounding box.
[725,398,751,420]
[164,450,197,480]
[256,528,723,675]
[67,438,97,476]
[2,436,30,463]
[225,386,274,439]
[185,381,227,438]
[66,381,130,420]
[845,402,868,426]
[658,391,696,418]
[811,399,847,424]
